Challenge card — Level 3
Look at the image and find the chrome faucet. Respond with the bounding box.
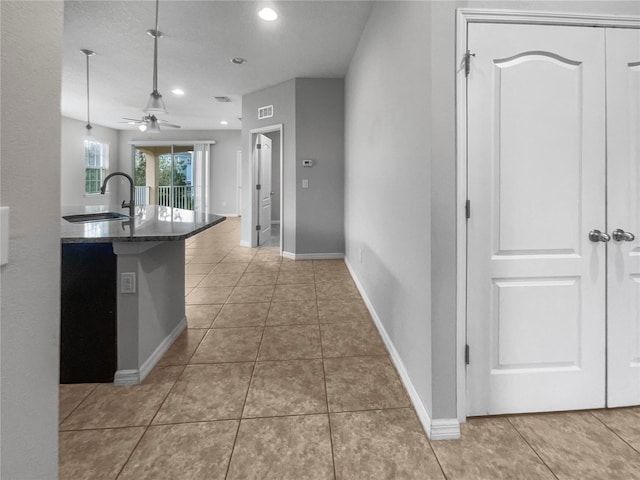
[100,172,135,219]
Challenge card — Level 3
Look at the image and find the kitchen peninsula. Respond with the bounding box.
[61,204,225,385]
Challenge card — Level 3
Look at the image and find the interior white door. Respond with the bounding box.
[606,28,640,408]
[257,134,272,246]
[466,23,607,416]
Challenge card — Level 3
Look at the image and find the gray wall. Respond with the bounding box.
[345,1,433,416]
[295,79,345,255]
[265,131,281,223]
[61,116,120,208]
[242,80,296,249]
[1,1,62,477]
[241,78,345,255]
[117,129,241,216]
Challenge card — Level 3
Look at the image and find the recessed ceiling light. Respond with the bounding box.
[171,88,184,95]
[258,7,278,21]
[231,57,247,65]
[220,121,228,125]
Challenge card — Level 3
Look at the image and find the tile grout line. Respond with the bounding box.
[315,264,339,480]
[223,268,271,480]
[425,437,450,480]
[506,417,561,480]
[588,410,640,456]
[58,383,100,427]
[114,424,151,479]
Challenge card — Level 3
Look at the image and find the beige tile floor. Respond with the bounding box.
[59,217,640,479]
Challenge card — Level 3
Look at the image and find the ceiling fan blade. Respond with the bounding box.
[121,117,144,123]
[160,122,181,128]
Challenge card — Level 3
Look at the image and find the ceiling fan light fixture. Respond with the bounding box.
[147,116,161,133]
[145,90,167,114]
[138,124,148,132]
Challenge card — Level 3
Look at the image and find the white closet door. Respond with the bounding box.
[466,23,607,416]
[606,28,640,408]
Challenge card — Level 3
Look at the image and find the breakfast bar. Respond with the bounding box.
[60,204,225,385]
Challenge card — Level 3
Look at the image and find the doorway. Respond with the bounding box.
[250,125,283,252]
[131,142,212,212]
[459,15,640,416]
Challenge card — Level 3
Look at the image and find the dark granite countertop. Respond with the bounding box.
[61,205,226,243]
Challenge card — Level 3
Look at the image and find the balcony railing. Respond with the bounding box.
[158,185,194,210]
[134,186,150,206]
[134,185,194,210]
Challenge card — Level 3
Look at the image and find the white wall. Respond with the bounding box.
[1,1,63,477]
[345,0,433,419]
[117,129,240,216]
[61,116,120,208]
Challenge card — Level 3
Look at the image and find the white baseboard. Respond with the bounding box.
[113,369,140,386]
[282,251,345,260]
[344,257,460,441]
[430,418,462,440]
[239,240,251,247]
[114,316,187,386]
[214,213,239,217]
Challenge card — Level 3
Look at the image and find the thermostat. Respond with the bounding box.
[302,159,314,167]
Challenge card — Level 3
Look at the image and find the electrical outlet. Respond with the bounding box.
[302,179,309,189]
[121,272,136,293]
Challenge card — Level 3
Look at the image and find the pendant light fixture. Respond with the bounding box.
[81,48,96,135]
[144,0,167,114]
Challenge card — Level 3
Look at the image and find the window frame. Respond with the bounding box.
[84,139,110,195]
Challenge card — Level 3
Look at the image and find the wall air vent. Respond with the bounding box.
[214,96,231,102]
[258,105,274,120]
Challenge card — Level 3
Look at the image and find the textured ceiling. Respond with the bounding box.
[62,0,373,131]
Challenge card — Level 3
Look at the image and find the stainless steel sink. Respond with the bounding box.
[63,212,130,223]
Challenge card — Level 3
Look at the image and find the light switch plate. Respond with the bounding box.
[1,207,9,266]
[121,272,136,293]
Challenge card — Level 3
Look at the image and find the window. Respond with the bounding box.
[84,140,109,194]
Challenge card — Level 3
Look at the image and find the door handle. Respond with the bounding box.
[589,229,611,243]
[612,229,635,242]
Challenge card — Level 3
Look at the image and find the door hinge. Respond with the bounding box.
[465,344,470,365]
[464,50,475,77]
[256,184,262,190]
[256,143,262,150]
[256,225,261,231]
[465,200,471,220]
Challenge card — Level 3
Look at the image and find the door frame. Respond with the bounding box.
[455,8,640,422]
[249,124,283,253]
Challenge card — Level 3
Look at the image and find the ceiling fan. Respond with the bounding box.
[121,115,180,133]
[121,0,180,133]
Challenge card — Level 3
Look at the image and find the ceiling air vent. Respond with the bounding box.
[214,96,231,102]
[258,105,274,120]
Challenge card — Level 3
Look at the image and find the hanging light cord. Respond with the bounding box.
[86,53,91,129]
[152,0,159,94]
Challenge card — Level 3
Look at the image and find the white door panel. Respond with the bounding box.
[467,23,607,415]
[256,134,272,246]
[606,28,640,408]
